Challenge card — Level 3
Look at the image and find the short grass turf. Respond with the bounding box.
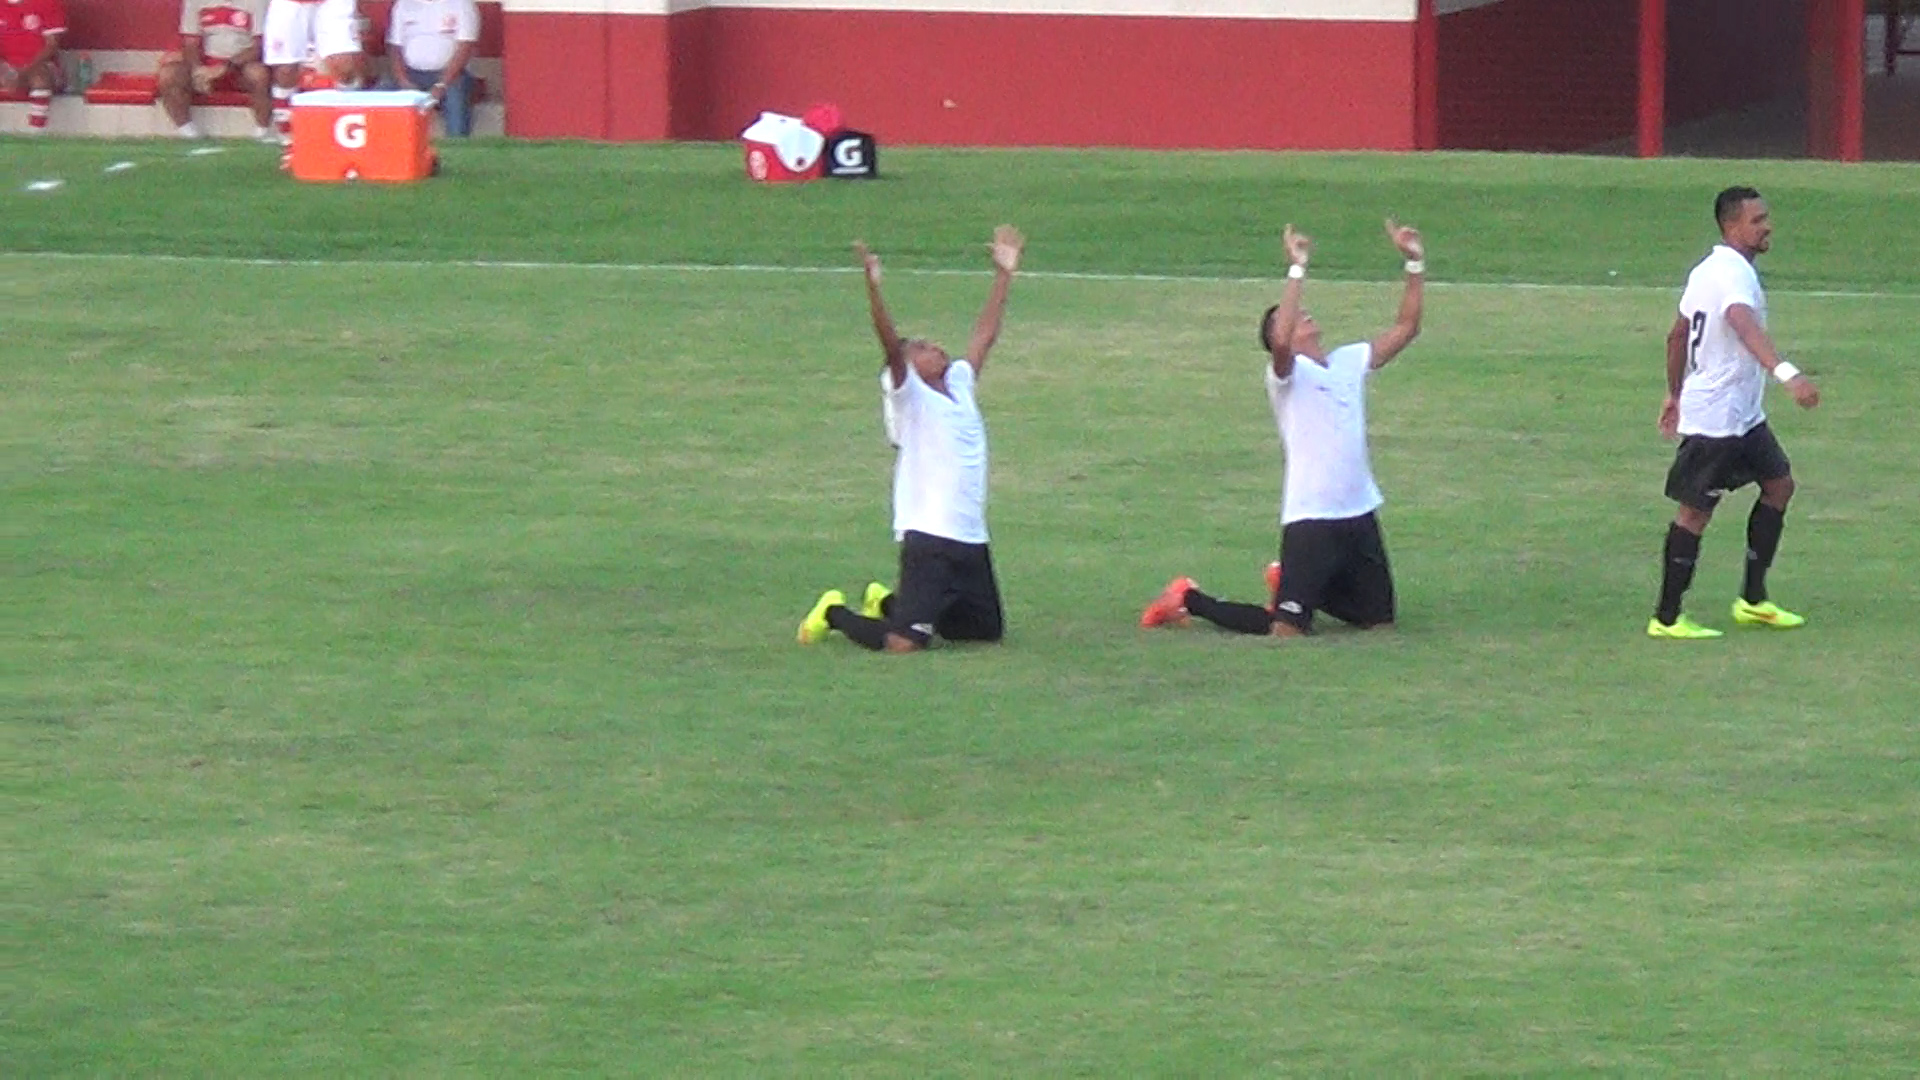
[6,140,1920,1073]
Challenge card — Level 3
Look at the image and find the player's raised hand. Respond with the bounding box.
[1386,218,1424,261]
[1787,372,1821,409]
[1284,224,1311,268]
[989,225,1025,274]
[853,240,882,285]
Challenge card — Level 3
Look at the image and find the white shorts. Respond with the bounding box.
[263,0,362,67]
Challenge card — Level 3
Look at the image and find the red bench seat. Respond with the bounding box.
[82,71,255,107]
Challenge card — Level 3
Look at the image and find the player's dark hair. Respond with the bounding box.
[1259,304,1282,352]
[1715,186,1762,229]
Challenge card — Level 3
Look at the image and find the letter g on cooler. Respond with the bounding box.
[334,113,369,150]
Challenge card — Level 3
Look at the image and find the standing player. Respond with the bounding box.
[1649,186,1821,639]
[796,226,1025,654]
[0,0,66,135]
[263,0,365,148]
[1140,220,1426,638]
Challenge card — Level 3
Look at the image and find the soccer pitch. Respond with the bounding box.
[7,140,1919,1073]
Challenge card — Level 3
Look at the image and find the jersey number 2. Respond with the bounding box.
[1685,311,1706,372]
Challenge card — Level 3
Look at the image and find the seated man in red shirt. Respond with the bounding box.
[156,0,274,141]
[0,0,66,134]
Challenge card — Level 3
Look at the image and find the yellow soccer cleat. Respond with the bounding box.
[797,589,845,644]
[860,581,893,621]
[1647,614,1724,640]
[1732,599,1806,629]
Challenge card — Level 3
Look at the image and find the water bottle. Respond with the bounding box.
[76,53,95,94]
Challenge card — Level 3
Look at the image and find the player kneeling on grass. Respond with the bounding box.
[1648,185,1821,639]
[158,0,275,141]
[797,226,1025,653]
[1141,220,1425,638]
[0,0,66,134]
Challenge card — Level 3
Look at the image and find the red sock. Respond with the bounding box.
[28,89,51,130]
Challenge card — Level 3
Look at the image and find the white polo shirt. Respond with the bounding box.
[1265,342,1384,525]
[1676,244,1769,438]
[885,359,989,543]
[386,0,478,72]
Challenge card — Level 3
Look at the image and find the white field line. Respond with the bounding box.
[0,249,1914,301]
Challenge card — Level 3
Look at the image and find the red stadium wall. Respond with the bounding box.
[1664,0,1806,123]
[1434,0,1640,152]
[657,8,1417,149]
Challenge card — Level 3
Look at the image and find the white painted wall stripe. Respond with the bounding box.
[498,0,1417,19]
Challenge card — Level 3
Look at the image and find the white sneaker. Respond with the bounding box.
[254,125,279,144]
[176,121,205,139]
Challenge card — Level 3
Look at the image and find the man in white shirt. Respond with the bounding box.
[155,0,273,140]
[797,225,1025,653]
[1141,220,1426,638]
[1649,186,1821,639]
[385,0,479,137]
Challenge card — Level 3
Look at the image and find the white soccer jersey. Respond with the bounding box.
[1266,341,1384,525]
[1676,244,1769,438]
[886,359,989,544]
[181,0,265,63]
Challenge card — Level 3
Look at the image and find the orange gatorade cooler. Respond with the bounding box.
[289,90,436,183]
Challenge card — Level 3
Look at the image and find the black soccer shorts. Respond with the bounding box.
[1664,421,1792,511]
[890,530,1005,646]
[1271,512,1397,633]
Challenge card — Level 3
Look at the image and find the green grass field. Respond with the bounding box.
[7,139,1920,1074]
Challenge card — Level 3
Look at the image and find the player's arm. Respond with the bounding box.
[1370,219,1425,369]
[1659,313,1688,439]
[967,224,1024,376]
[1727,303,1820,409]
[179,31,205,70]
[1268,225,1311,380]
[854,240,906,388]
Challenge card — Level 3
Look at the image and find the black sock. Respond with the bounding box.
[1744,503,1786,604]
[1656,524,1702,625]
[824,605,889,651]
[1184,587,1275,635]
[880,594,895,622]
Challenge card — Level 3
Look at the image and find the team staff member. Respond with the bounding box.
[1141,220,1426,637]
[156,0,274,141]
[1649,186,1821,639]
[385,0,480,138]
[797,226,1026,653]
[0,0,65,134]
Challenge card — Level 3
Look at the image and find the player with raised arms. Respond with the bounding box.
[795,226,1025,654]
[1140,220,1426,638]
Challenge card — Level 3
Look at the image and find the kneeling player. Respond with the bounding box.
[1141,220,1425,638]
[796,227,1024,653]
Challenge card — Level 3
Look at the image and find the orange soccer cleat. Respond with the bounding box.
[1140,576,1196,629]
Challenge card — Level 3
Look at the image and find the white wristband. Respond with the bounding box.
[1287,263,1306,280]
[1772,361,1800,384]
[1404,259,1425,275]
